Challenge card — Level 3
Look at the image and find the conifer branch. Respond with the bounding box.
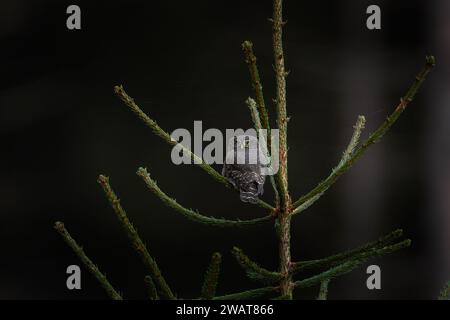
[438,280,450,300]
[294,239,410,291]
[136,167,273,227]
[292,115,365,215]
[317,279,330,300]
[338,115,366,167]
[246,97,263,133]
[114,85,274,211]
[232,247,282,284]
[291,229,405,273]
[294,239,411,283]
[294,260,364,289]
[144,275,159,300]
[54,221,123,300]
[212,239,409,301]
[200,252,222,299]
[242,41,271,138]
[292,56,436,212]
[229,229,408,287]
[97,175,175,300]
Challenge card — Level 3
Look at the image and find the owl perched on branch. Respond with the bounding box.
[222,135,268,203]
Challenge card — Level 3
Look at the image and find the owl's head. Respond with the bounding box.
[224,134,264,166]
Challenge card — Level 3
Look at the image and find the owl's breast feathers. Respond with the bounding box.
[222,163,266,204]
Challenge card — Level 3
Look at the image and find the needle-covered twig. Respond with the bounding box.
[272,0,290,208]
[229,229,405,284]
[294,260,364,290]
[232,246,282,284]
[144,275,159,300]
[293,239,410,292]
[296,240,410,292]
[317,279,330,300]
[246,97,263,134]
[54,221,123,300]
[291,229,405,273]
[200,252,222,299]
[242,41,271,140]
[292,115,366,215]
[438,281,450,300]
[137,167,273,227]
[97,174,175,300]
[292,56,436,212]
[220,238,410,300]
[295,240,411,281]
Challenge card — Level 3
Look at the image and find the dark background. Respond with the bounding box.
[1,0,449,299]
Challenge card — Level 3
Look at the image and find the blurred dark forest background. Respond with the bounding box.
[1,0,449,299]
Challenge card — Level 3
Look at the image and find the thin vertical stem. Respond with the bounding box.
[242,41,272,149]
[272,0,290,209]
[272,0,293,299]
[278,213,292,298]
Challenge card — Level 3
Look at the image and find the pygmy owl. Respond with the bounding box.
[222,135,268,203]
